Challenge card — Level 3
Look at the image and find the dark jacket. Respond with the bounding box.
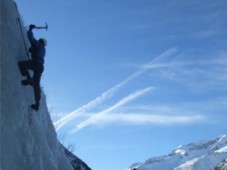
[27,29,46,64]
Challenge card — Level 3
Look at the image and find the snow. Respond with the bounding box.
[215,159,227,170]
[129,135,227,170]
[0,0,75,169]
[216,146,227,153]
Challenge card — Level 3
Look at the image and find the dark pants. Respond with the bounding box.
[18,60,44,104]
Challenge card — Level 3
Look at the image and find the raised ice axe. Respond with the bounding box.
[35,23,48,30]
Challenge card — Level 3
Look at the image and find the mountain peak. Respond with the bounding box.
[129,135,227,170]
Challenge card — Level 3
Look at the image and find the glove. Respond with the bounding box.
[29,24,36,30]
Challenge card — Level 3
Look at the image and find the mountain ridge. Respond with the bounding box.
[129,134,227,170]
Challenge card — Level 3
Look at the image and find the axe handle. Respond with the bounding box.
[35,23,48,30]
[35,26,46,29]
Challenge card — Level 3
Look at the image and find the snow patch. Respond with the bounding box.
[129,135,227,170]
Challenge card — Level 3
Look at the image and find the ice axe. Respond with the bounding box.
[35,23,48,30]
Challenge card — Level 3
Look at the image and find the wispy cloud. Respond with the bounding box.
[77,102,208,128]
[54,49,227,131]
[145,51,227,90]
[84,113,204,126]
[71,87,154,132]
[54,48,177,130]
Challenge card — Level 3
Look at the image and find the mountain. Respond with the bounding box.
[129,135,227,170]
[215,158,227,170]
[63,145,92,170]
[0,0,90,169]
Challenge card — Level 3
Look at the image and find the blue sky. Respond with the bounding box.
[16,0,227,170]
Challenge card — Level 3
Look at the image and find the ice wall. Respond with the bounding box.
[0,0,73,170]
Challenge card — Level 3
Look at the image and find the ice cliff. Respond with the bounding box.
[0,0,90,169]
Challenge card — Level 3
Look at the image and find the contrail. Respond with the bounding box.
[71,87,154,133]
[54,47,177,130]
[79,114,204,125]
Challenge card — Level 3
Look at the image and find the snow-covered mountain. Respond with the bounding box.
[129,135,227,170]
[0,0,90,169]
[215,158,227,170]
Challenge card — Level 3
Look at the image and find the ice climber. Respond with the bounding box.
[18,24,47,111]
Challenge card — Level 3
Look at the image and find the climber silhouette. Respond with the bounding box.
[18,24,47,111]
